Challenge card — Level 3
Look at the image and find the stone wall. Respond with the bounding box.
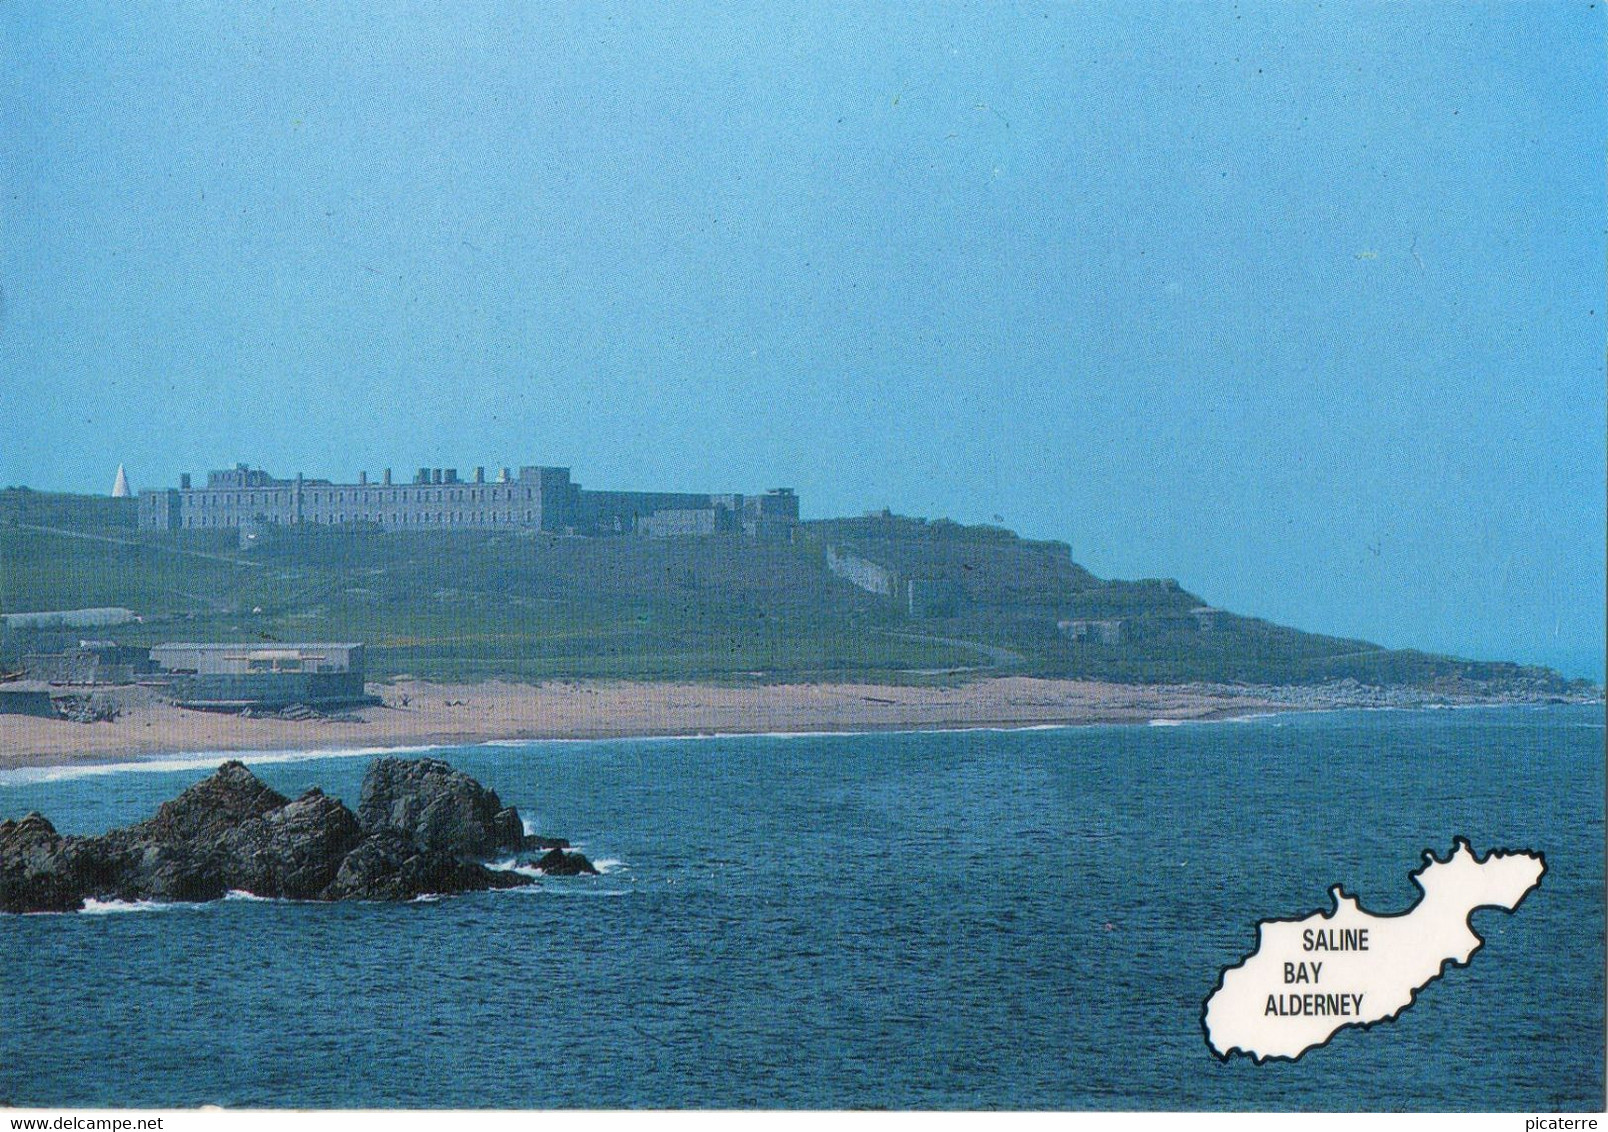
[826,545,897,597]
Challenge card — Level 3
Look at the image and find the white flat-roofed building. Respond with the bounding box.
[148,643,375,711]
[149,643,364,676]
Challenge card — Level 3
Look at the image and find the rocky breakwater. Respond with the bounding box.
[0,756,597,913]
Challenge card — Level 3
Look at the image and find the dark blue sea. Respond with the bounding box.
[1,706,1601,1110]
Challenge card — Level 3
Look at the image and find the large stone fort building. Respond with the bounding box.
[139,464,798,538]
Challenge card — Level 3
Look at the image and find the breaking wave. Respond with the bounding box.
[79,898,194,915]
[0,743,452,787]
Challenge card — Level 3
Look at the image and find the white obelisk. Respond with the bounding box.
[111,464,131,498]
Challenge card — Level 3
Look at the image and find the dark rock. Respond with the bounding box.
[521,834,570,851]
[217,788,364,899]
[531,847,599,876]
[321,829,530,902]
[82,759,293,903]
[127,760,289,846]
[491,806,525,851]
[0,757,565,911]
[109,842,227,904]
[357,757,527,857]
[0,813,83,913]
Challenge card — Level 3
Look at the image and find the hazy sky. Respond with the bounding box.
[2,4,1603,679]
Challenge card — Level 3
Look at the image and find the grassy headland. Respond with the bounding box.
[0,487,1592,697]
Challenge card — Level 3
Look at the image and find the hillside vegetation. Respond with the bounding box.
[0,488,1589,691]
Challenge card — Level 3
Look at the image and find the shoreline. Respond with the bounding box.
[0,675,1597,774]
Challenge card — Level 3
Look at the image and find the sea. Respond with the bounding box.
[0,705,1601,1110]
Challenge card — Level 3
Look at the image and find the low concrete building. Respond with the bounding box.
[639,507,735,538]
[21,642,151,686]
[149,643,378,712]
[0,685,59,719]
[1191,606,1222,633]
[1058,619,1126,645]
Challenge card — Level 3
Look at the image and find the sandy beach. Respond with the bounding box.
[0,677,1287,771]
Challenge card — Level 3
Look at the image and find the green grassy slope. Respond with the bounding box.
[0,488,1589,691]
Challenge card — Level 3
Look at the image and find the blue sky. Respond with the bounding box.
[2,3,1603,679]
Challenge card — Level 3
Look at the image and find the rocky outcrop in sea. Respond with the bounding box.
[0,757,597,913]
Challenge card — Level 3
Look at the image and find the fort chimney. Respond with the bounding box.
[474,467,485,484]
[359,470,368,486]
[179,473,191,490]
[382,468,392,486]
[498,467,511,483]
[445,468,458,484]
[416,468,429,485]
[432,469,443,485]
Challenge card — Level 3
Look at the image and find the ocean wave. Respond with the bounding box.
[472,722,1096,748]
[1148,711,1285,727]
[0,718,1283,788]
[489,856,625,878]
[79,897,195,915]
[486,857,543,879]
[0,742,453,787]
[491,884,632,898]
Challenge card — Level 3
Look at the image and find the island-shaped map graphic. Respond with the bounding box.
[1202,839,1545,1062]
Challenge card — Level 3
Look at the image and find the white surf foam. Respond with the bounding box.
[0,743,453,787]
[4,716,1258,789]
[489,852,623,879]
[80,897,191,915]
[479,858,547,884]
[1148,712,1281,727]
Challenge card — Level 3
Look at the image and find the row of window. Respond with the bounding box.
[189,487,538,507]
[181,511,538,528]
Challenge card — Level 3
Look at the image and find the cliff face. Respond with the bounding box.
[0,758,595,913]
